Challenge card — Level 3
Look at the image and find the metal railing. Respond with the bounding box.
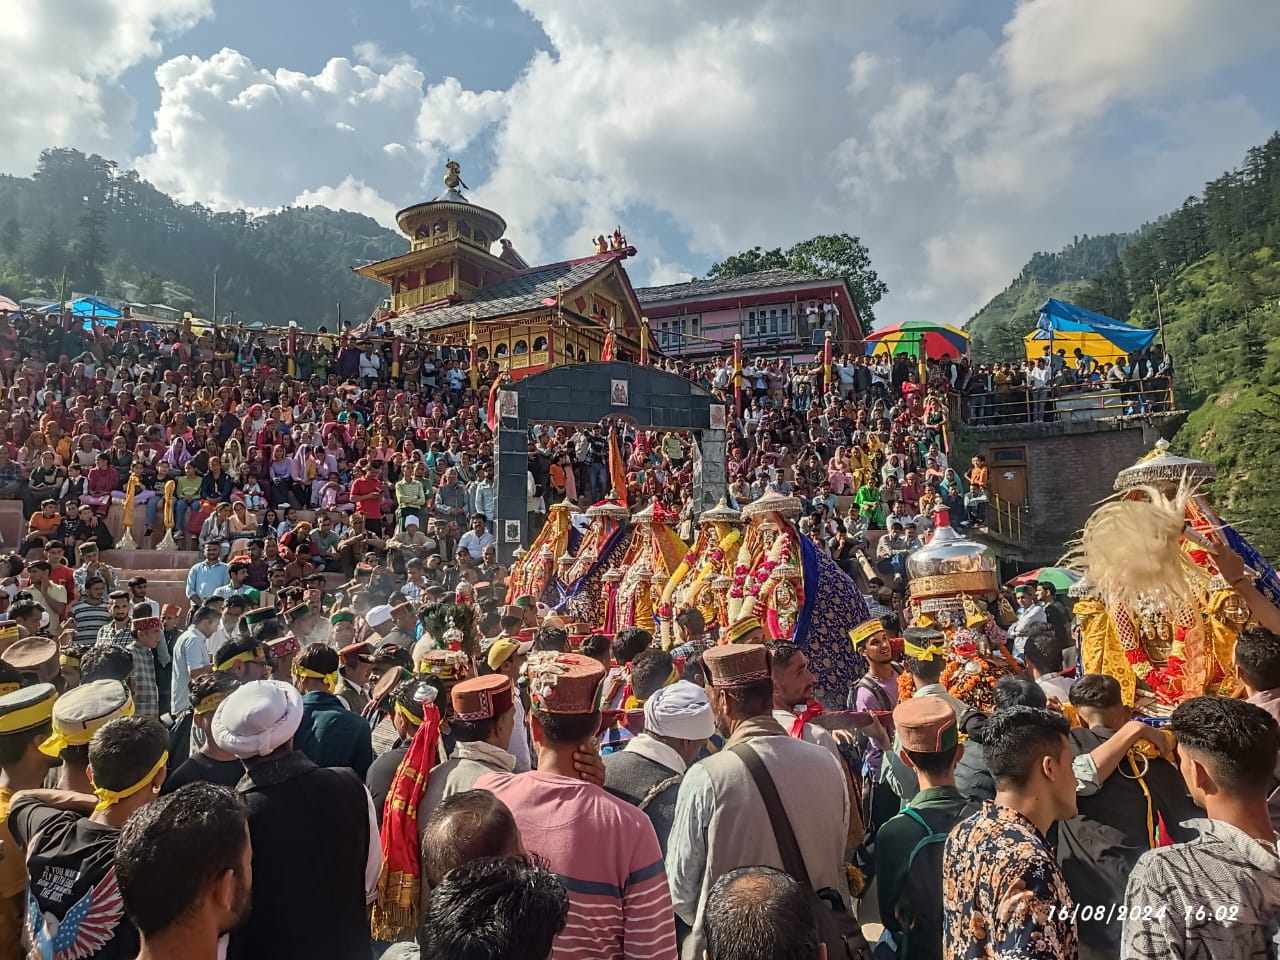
[986,491,1032,545]
[960,382,1175,426]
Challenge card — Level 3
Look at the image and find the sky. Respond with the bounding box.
[4,0,1280,327]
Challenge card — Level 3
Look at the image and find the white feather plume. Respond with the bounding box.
[1061,481,1210,616]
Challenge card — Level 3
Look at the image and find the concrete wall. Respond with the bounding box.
[976,420,1167,562]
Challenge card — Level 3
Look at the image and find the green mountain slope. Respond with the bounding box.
[966,134,1280,556]
[0,148,403,327]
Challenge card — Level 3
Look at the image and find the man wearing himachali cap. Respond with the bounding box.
[666,643,851,960]
[476,652,678,960]
[213,678,381,960]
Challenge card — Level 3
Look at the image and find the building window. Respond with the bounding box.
[476,346,489,361]
[513,339,529,355]
[494,342,509,358]
[578,349,587,361]
[532,336,548,351]
[565,342,574,357]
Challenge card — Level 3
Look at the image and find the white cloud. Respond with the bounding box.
[10,0,1275,333]
[294,176,399,228]
[135,48,432,213]
[0,0,212,175]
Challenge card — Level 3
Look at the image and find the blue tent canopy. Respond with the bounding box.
[38,297,123,330]
[1026,298,1156,356]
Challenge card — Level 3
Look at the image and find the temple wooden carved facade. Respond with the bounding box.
[354,162,648,377]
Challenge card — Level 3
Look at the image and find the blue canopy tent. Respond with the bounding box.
[39,297,123,330]
[1024,298,1156,364]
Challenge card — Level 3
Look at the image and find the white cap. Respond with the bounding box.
[366,604,393,629]
[211,679,303,759]
[404,515,420,527]
[643,680,714,742]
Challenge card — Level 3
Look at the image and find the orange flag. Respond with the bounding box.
[608,425,628,507]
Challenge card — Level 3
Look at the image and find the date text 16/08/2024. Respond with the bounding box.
[1047,904,1242,925]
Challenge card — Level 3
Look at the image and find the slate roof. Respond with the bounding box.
[388,257,617,334]
[635,269,836,304]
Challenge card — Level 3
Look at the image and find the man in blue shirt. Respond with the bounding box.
[185,540,231,610]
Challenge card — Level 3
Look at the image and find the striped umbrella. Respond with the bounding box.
[865,320,969,359]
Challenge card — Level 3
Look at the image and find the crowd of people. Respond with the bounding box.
[0,306,1271,960]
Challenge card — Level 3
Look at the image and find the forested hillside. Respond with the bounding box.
[967,134,1280,556]
[0,149,403,327]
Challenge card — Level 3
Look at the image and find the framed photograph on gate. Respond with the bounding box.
[503,519,521,543]
[610,379,630,407]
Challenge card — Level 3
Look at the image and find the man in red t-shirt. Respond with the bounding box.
[43,540,77,605]
[348,460,385,536]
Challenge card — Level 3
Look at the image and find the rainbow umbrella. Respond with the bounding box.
[1007,567,1080,591]
[865,320,969,360]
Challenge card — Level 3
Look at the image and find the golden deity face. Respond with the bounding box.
[1217,591,1249,626]
[1140,616,1174,666]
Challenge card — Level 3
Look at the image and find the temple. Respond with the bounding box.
[354,161,649,376]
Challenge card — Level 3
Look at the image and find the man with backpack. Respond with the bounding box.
[875,697,974,960]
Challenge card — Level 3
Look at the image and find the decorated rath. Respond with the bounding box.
[725,490,871,709]
[604,501,687,633]
[657,499,745,648]
[900,508,1021,713]
[1068,439,1280,713]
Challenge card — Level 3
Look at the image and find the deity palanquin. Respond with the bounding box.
[609,501,687,633]
[658,499,744,648]
[729,490,871,708]
[1073,440,1280,711]
[554,494,632,626]
[506,498,577,605]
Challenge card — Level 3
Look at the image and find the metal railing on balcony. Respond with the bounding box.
[960,382,1176,426]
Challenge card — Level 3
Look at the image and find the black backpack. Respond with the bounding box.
[892,804,978,960]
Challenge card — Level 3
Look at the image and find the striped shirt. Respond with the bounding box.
[70,600,112,646]
[476,770,677,960]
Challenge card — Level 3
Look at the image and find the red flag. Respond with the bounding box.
[608,425,628,507]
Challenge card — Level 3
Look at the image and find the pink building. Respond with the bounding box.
[635,269,862,361]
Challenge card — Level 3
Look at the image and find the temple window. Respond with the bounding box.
[476,346,489,361]
[532,336,548,351]
[565,342,574,357]
[513,339,529,356]
[494,342,509,358]
[474,231,488,246]
[457,222,472,238]
[578,349,587,361]
[433,219,447,235]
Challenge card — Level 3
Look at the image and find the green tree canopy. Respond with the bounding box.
[707,232,887,333]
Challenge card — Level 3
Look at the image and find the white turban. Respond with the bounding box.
[211,679,303,759]
[644,680,714,742]
[366,604,393,629]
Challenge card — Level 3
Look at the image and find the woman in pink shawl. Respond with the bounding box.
[826,446,854,495]
[80,452,117,516]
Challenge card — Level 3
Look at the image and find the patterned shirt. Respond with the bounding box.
[1121,818,1280,960]
[71,600,112,646]
[943,802,1077,959]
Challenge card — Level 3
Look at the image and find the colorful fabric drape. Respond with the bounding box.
[639,319,650,365]
[823,332,834,395]
[371,703,443,942]
[794,536,871,710]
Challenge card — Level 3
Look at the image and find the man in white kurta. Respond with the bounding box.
[665,643,850,960]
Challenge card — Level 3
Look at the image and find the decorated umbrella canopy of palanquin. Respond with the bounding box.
[865,320,970,360]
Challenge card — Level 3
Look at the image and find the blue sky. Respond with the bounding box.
[4,0,1279,326]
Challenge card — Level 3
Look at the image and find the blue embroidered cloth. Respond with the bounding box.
[796,536,871,709]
